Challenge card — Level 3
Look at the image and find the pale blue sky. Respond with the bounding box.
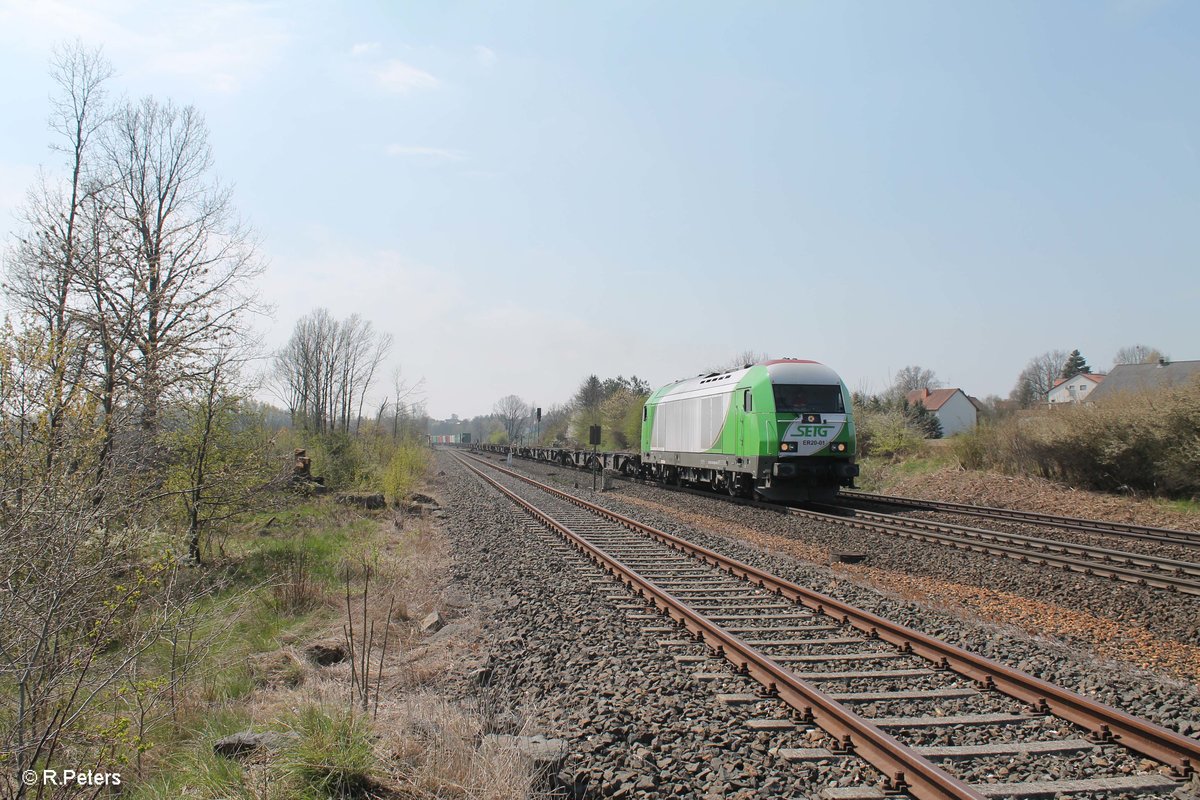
[1,1,1197,417]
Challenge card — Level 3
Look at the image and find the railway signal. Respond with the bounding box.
[589,425,601,490]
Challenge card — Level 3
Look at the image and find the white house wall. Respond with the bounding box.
[934,392,977,436]
[1048,378,1099,405]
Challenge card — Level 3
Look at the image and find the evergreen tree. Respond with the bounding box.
[904,401,943,439]
[1060,350,1091,379]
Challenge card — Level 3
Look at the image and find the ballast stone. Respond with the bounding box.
[483,733,569,772]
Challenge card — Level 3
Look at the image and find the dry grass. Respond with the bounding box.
[210,502,538,799]
[377,694,535,799]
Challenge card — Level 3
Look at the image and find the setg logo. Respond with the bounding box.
[782,419,845,456]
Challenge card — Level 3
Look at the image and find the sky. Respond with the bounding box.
[0,1,1197,419]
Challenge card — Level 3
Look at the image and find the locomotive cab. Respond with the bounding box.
[752,361,858,502]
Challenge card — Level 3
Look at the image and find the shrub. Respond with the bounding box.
[950,380,1200,498]
[381,440,430,504]
[294,432,370,489]
[855,408,926,460]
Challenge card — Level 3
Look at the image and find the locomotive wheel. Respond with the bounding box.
[726,473,741,497]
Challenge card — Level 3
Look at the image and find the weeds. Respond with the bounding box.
[341,555,396,716]
[270,549,319,614]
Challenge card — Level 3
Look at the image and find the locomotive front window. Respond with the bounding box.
[772,384,844,414]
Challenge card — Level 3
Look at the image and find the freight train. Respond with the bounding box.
[430,433,472,445]
[460,358,858,503]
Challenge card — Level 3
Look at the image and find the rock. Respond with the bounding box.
[441,583,472,610]
[213,730,298,759]
[484,734,569,775]
[420,610,444,633]
[304,641,347,666]
[427,621,466,644]
[335,492,386,510]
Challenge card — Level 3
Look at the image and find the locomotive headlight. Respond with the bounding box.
[830,442,847,453]
[780,442,796,452]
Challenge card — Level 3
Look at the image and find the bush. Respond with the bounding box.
[381,440,431,504]
[951,380,1200,498]
[855,408,926,460]
[293,432,370,489]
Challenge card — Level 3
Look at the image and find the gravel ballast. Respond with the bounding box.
[485,454,1200,742]
[434,451,897,799]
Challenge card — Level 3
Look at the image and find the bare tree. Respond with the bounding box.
[387,367,425,439]
[1010,349,1068,408]
[1113,344,1166,366]
[167,345,271,563]
[493,395,530,442]
[104,96,264,431]
[3,42,112,470]
[273,309,392,434]
[707,350,768,372]
[892,365,941,393]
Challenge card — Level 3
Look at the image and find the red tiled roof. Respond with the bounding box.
[905,387,963,411]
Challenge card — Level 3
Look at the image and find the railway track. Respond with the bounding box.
[803,503,1200,598]
[464,447,1200,597]
[454,451,1198,800]
[840,491,1200,550]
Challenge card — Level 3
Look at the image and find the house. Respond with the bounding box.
[1085,359,1200,403]
[1048,373,1105,405]
[905,388,977,436]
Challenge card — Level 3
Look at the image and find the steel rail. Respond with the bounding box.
[789,505,1200,596]
[454,454,984,800]
[478,448,1200,594]
[840,490,1200,548]
[458,451,1200,779]
[813,504,1200,580]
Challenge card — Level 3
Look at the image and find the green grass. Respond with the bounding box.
[1153,497,1200,517]
[280,706,377,799]
[118,497,383,792]
[125,708,256,800]
[853,450,956,492]
[889,450,956,478]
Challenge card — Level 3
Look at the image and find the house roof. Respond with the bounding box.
[1086,360,1200,402]
[906,387,964,412]
[1051,373,1106,388]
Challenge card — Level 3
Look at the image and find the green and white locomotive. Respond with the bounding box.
[640,359,858,501]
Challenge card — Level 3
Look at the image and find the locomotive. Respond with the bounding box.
[640,359,858,502]
[458,359,858,504]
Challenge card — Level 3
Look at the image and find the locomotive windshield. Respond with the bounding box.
[772,384,844,414]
